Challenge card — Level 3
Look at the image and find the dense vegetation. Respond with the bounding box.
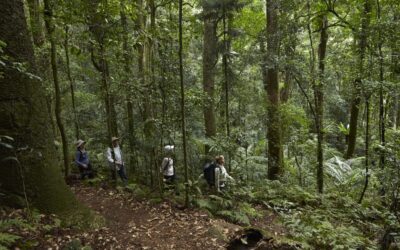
[1,0,399,248]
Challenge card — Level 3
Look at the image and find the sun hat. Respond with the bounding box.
[76,139,85,148]
[164,145,174,151]
[111,137,119,142]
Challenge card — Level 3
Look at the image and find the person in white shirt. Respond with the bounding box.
[160,145,175,185]
[214,155,234,192]
[106,137,128,184]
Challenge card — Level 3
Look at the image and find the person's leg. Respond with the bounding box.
[118,165,128,184]
[163,175,173,189]
[110,166,117,181]
[87,163,95,179]
[78,166,85,180]
[172,175,180,195]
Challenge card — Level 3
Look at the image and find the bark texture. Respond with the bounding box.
[43,0,70,177]
[202,3,218,154]
[87,0,119,140]
[120,0,136,172]
[0,0,89,219]
[345,0,371,159]
[64,26,80,140]
[315,15,328,193]
[265,0,283,180]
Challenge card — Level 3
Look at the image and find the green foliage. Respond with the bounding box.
[216,210,250,225]
[283,212,374,249]
[0,233,20,249]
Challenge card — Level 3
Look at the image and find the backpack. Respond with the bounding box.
[203,162,217,186]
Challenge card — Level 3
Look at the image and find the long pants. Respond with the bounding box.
[78,163,94,179]
[164,175,179,195]
[111,164,128,183]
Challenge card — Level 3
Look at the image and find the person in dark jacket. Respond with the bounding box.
[75,139,94,179]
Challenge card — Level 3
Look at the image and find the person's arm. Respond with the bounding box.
[225,168,234,181]
[106,148,114,163]
[215,168,220,192]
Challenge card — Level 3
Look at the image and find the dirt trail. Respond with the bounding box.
[71,184,239,249]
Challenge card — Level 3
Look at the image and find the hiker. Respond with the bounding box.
[75,139,94,179]
[160,145,175,186]
[106,137,128,184]
[160,145,180,195]
[215,155,234,191]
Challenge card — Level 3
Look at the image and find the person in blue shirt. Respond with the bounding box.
[75,139,94,179]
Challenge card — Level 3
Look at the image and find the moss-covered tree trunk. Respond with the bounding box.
[43,0,70,178]
[178,0,189,207]
[265,0,283,180]
[315,15,328,193]
[26,0,57,140]
[64,25,80,140]
[87,0,119,140]
[202,2,218,155]
[345,0,371,159]
[0,0,88,219]
[27,0,45,47]
[120,0,136,174]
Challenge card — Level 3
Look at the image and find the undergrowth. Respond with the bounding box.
[0,208,61,249]
[191,179,398,249]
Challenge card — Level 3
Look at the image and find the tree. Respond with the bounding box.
[0,0,89,219]
[265,0,283,179]
[314,13,328,193]
[86,0,119,140]
[64,25,80,140]
[202,1,218,154]
[120,0,136,173]
[345,0,371,159]
[178,0,189,207]
[43,0,71,177]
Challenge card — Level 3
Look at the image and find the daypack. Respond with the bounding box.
[203,162,217,186]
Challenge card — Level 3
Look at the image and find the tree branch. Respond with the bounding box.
[294,75,316,119]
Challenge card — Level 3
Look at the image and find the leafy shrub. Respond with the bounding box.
[0,233,20,249]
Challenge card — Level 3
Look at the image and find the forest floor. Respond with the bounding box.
[3,183,297,249]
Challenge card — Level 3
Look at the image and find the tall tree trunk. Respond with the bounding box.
[392,14,400,129]
[345,0,371,159]
[0,0,89,219]
[87,0,119,141]
[43,0,70,178]
[265,0,283,180]
[134,0,146,178]
[202,3,218,155]
[27,0,44,46]
[280,11,298,103]
[64,25,80,140]
[26,0,57,139]
[178,0,189,207]
[358,97,370,203]
[120,0,136,173]
[377,0,385,169]
[222,4,232,171]
[315,14,328,193]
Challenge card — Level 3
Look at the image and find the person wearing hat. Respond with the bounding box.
[160,145,178,194]
[106,137,128,184]
[75,139,94,179]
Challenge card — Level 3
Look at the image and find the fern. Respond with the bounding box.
[0,218,33,231]
[216,210,250,226]
[194,198,217,212]
[0,232,20,248]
